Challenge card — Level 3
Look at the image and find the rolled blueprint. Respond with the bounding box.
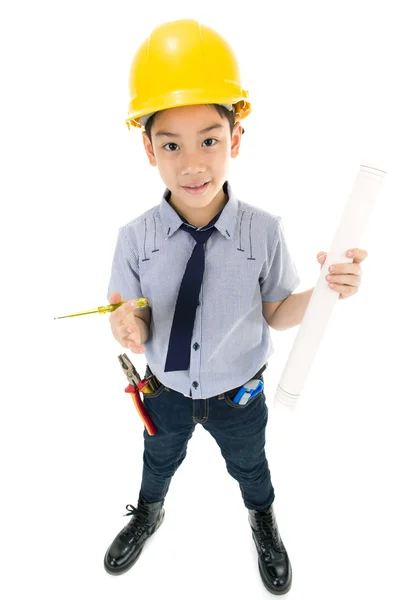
[273,162,386,411]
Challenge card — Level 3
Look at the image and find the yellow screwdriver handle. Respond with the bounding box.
[98,301,125,314]
[100,298,149,313]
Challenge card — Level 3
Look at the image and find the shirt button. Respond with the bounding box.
[193,343,200,350]
[192,381,199,389]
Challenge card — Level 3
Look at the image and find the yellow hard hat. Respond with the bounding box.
[126,19,251,130]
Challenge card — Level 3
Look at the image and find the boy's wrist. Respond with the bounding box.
[135,316,150,344]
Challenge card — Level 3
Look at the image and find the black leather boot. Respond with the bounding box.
[248,503,292,595]
[104,492,165,575]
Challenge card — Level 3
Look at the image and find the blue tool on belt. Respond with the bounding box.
[232,378,264,405]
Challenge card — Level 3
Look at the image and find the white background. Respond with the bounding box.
[1,1,399,599]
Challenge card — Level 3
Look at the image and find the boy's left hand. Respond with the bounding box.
[316,248,368,300]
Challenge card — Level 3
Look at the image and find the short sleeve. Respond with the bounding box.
[107,225,143,302]
[260,217,300,302]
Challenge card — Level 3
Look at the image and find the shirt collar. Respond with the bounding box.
[159,181,238,241]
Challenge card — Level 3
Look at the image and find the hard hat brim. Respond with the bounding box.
[126,89,251,130]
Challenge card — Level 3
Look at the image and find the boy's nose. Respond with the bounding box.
[180,154,207,176]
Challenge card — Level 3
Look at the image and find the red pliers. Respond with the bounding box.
[118,354,157,436]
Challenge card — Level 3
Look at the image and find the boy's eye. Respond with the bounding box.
[163,138,217,152]
[202,138,217,147]
[164,143,179,151]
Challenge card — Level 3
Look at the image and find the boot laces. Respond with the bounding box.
[256,510,282,552]
[121,502,149,542]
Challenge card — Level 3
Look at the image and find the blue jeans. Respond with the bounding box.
[140,365,275,511]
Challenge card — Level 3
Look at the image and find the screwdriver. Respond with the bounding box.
[53,297,150,319]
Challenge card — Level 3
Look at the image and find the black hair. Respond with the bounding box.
[144,103,240,144]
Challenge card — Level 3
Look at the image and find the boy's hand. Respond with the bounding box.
[316,248,368,300]
[108,291,146,353]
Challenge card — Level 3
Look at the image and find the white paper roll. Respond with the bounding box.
[273,163,386,411]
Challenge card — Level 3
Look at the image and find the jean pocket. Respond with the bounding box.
[223,387,264,408]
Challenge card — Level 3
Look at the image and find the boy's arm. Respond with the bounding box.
[264,287,314,331]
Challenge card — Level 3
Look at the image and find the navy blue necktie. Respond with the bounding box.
[164,211,222,372]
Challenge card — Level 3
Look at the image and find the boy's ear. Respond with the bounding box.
[230,121,242,158]
[142,131,157,166]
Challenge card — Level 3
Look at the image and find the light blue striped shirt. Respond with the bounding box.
[107,181,300,399]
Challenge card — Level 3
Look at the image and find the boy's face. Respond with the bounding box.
[142,104,242,222]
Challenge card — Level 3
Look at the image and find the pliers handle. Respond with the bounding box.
[117,354,157,436]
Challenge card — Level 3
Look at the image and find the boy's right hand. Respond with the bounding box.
[108,292,146,354]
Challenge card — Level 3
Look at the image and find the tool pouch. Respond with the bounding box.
[232,378,264,405]
[225,363,268,406]
[144,363,162,394]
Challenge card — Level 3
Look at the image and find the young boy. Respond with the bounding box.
[104,19,367,595]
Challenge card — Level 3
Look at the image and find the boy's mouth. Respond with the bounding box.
[182,181,210,195]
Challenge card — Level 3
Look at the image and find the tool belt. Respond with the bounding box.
[144,363,268,398]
